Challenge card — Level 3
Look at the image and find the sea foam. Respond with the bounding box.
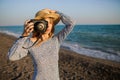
[0,30,20,38]
[61,42,120,62]
[0,30,120,62]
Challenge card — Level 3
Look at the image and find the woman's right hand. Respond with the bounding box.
[22,20,34,36]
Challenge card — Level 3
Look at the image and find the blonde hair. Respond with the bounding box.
[33,18,55,47]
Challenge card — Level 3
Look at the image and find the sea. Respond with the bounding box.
[0,25,120,62]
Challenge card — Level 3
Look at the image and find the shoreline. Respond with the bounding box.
[1,30,120,62]
[0,32,120,80]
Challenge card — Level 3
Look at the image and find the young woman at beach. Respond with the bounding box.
[8,8,75,80]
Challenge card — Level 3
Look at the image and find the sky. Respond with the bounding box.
[0,0,120,26]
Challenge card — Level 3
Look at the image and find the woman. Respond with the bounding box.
[8,9,75,80]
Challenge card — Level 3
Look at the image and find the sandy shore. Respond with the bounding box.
[0,33,120,80]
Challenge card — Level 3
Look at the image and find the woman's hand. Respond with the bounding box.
[22,20,34,36]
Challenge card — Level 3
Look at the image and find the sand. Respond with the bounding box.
[0,33,120,80]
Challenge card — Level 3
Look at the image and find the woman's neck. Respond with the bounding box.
[42,34,50,40]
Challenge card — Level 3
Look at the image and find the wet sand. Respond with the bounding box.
[0,33,120,80]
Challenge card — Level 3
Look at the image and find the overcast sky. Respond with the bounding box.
[0,0,120,26]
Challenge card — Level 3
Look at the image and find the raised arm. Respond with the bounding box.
[55,11,75,44]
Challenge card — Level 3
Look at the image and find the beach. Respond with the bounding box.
[0,33,120,80]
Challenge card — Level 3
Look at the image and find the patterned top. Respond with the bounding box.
[8,12,74,80]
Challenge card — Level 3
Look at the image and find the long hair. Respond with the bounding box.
[33,18,55,47]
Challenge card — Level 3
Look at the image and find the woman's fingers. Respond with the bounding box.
[26,23,34,32]
[25,22,34,30]
[24,19,31,26]
[23,20,34,36]
[26,25,34,31]
[28,28,34,33]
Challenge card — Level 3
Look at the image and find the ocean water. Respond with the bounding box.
[0,25,120,62]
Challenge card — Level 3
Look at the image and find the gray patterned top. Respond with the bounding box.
[8,12,75,80]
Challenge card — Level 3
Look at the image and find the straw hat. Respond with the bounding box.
[34,9,60,25]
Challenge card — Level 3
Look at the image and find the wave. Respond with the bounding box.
[61,42,120,62]
[1,30,120,62]
[0,30,20,38]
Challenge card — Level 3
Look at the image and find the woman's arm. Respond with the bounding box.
[55,11,75,44]
[8,37,28,61]
[8,20,34,61]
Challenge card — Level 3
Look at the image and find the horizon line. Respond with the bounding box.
[0,24,120,27]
